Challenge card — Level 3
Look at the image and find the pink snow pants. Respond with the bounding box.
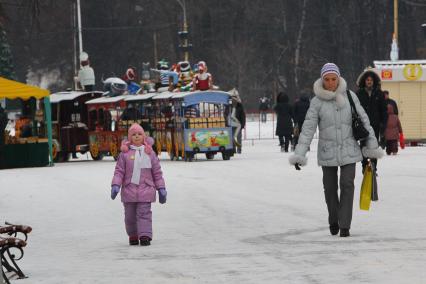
[123,202,152,239]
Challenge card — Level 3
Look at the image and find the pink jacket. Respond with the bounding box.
[385,105,402,141]
[111,150,165,203]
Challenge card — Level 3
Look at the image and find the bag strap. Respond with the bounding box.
[346,90,360,118]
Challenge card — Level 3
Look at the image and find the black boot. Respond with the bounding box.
[329,224,339,235]
[340,228,350,237]
[140,236,151,246]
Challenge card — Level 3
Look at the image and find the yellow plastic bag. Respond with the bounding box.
[360,163,373,210]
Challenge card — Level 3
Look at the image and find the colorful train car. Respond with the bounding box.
[50,91,102,161]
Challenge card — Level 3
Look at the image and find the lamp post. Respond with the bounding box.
[176,0,191,61]
[73,0,84,90]
[76,0,83,55]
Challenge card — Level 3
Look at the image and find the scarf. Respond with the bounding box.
[129,145,152,185]
[313,77,347,109]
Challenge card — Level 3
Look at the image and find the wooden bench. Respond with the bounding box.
[0,223,32,284]
[0,224,32,241]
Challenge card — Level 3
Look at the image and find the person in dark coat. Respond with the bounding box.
[293,94,310,147]
[274,92,293,152]
[356,70,387,172]
[235,103,246,131]
[231,98,246,154]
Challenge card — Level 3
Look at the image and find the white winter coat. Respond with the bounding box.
[290,77,381,167]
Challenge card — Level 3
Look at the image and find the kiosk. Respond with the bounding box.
[0,77,53,169]
[372,60,426,144]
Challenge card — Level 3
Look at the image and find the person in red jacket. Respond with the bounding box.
[384,104,403,155]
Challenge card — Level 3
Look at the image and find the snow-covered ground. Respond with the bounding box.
[1,120,426,283]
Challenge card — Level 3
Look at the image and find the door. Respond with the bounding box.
[421,83,426,140]
[399,83,421,140]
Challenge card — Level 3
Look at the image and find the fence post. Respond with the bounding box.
[258,112,261,140]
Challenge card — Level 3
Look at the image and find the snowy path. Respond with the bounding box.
[1,139,426,283]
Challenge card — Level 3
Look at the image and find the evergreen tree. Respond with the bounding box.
[0,24,15,80]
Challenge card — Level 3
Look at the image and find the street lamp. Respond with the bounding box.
[176,0,192,61]
[176,0,187,31]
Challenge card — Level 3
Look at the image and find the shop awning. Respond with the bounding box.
[0,77,50,100]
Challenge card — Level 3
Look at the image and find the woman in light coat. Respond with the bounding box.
[289,63,383,237]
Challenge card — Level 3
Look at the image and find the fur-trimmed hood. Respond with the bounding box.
[313,77,347,109]
[356,69,381,89]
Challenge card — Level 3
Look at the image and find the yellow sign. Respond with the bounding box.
[403,64,423,81]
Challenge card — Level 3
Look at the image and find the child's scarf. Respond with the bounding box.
[129,145,152,185]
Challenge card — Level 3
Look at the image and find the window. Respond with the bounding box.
[88,109,97,131]
[51,104,58,121]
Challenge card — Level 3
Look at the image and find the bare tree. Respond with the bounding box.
[294,0,308,90]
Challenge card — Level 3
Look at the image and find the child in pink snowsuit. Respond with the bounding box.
[111,123,167,246]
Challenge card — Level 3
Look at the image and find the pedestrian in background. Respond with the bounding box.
[293,92,310,149]
[229,89,246,154]
[274,92,293,152]
[231,96,246,154]
[384,104,403,155]
[259,95,270,123]
[356,70,387,170]
[0,106,7,147]
[383,90,398,115]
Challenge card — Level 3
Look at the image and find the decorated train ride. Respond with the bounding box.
[48,59,237,162]
[82,59,237,161]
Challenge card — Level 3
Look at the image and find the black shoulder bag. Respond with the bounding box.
[346,90,369,141]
